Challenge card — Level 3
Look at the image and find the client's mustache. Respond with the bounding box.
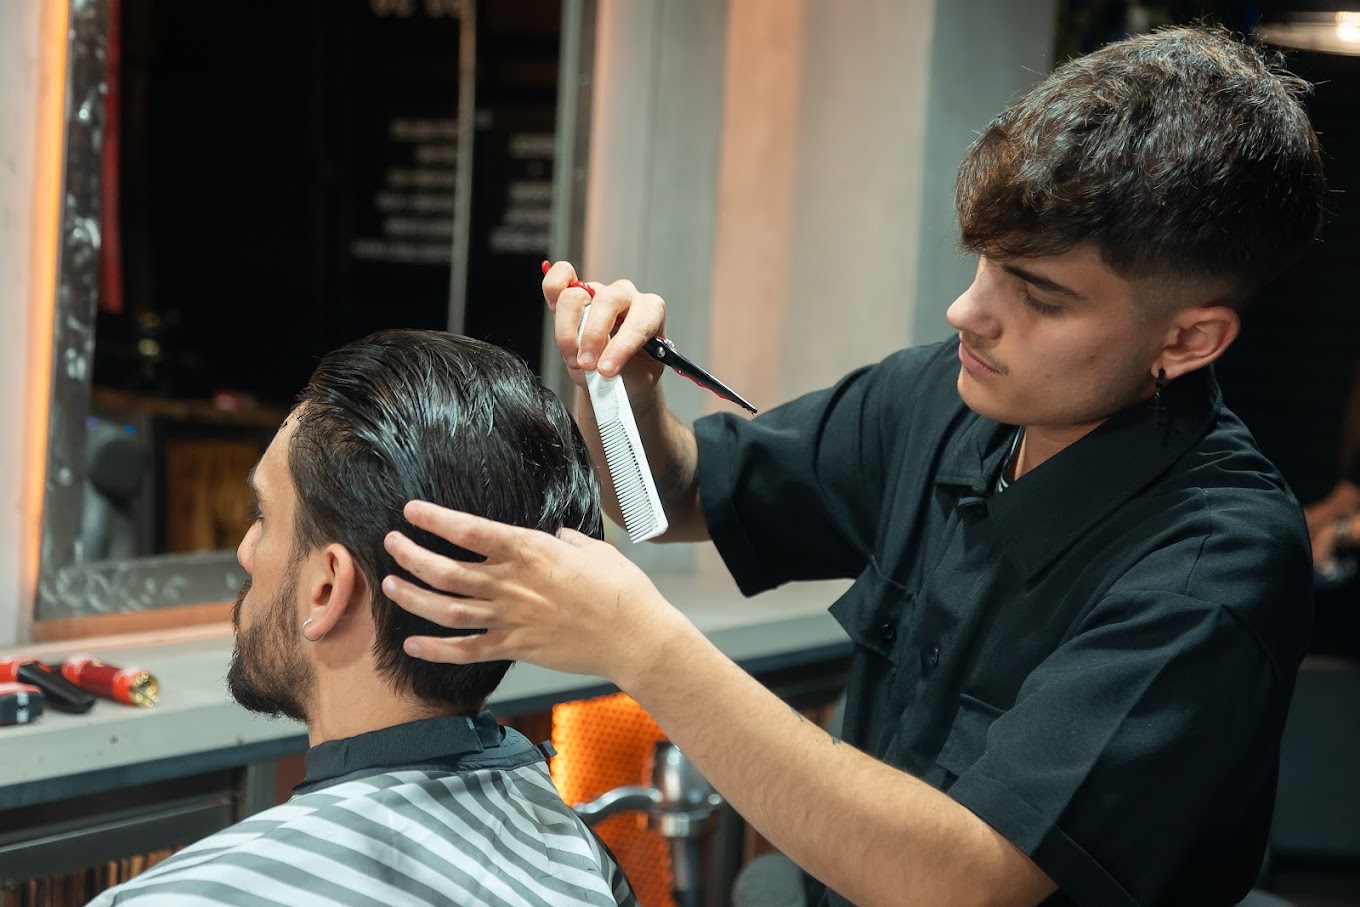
[231,578,252,628]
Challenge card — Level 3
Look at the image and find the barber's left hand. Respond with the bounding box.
[382,500,687,687]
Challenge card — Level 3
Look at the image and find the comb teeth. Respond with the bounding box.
[585,370,669,543]
[580,308,669,543]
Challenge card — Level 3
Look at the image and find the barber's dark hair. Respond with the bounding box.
[956,25,1325,310]
[287,329,601,713]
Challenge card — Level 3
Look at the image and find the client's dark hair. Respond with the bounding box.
[956,25,1325,311]
[287,329,601,713]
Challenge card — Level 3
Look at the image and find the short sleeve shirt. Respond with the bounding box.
[695,339,1313,907]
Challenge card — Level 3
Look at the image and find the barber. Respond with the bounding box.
[381,27,1321,907]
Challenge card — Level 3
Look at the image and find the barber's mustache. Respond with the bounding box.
[958,333,1007,375]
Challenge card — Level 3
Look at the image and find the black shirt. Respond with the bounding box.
[695,339,1313,907]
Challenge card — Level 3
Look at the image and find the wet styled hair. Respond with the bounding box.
[288,329,601,713]
[956,25,1325,311]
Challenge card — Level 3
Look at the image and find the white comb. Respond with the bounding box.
[578,306,669,543]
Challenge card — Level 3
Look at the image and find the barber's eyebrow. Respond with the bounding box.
[1001,262,1087,300]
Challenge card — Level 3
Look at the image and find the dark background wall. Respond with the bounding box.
[96,0,561,405]
[1059,1,1360,505]
[1216,49,1360,506]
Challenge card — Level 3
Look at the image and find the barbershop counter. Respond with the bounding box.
[0,576,851,811]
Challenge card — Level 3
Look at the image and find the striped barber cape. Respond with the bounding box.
[86,712,638,907]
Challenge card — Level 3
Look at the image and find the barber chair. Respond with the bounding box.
[574,741,725,907]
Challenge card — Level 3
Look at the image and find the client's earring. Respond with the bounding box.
[302,618,325,643]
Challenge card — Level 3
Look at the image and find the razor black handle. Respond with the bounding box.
[13,662,95,714]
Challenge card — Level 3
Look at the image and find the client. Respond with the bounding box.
[88,329,636,907]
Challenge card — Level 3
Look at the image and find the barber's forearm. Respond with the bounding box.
[574,383,708,542]
[619,614,1056,907]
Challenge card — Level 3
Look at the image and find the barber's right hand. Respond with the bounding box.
[542,260,667,391]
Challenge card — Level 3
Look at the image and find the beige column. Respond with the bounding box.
[708,0,937,410]
[707,0,806,413]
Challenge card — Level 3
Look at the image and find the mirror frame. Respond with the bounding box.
[35,0,496,621]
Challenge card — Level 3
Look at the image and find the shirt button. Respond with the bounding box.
[928,646,941,667]
[879,623,897,645]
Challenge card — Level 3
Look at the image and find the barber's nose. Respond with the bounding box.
[946,274,1000,340]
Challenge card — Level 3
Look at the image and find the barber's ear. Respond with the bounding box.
[305,543,361,638]
[1157,305,1240,382]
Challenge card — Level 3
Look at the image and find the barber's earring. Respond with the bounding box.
[302,618,325,643]
[1153,368,1166,425]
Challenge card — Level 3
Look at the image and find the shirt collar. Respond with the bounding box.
[299,709,508,790]
[936,366,1221,582]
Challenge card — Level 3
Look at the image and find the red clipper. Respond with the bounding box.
[0,657,95,713]
[61,655,160,708]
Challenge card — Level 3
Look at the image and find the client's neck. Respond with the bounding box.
[305,668,462,748]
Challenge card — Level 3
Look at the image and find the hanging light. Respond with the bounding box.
[1255,7,1360,55]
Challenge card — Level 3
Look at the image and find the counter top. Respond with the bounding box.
[0,575,850,807]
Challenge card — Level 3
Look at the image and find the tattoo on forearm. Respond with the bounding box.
[788,705,841,745]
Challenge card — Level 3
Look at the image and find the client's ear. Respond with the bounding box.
[304,543,362,639]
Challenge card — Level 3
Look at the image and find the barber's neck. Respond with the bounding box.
[1012,420,1105,482]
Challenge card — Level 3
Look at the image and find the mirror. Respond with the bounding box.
[36,0,590,622]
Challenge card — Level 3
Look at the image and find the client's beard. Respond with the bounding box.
[227,577,314,722]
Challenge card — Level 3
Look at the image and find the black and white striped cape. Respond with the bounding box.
[85,761,638,906]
